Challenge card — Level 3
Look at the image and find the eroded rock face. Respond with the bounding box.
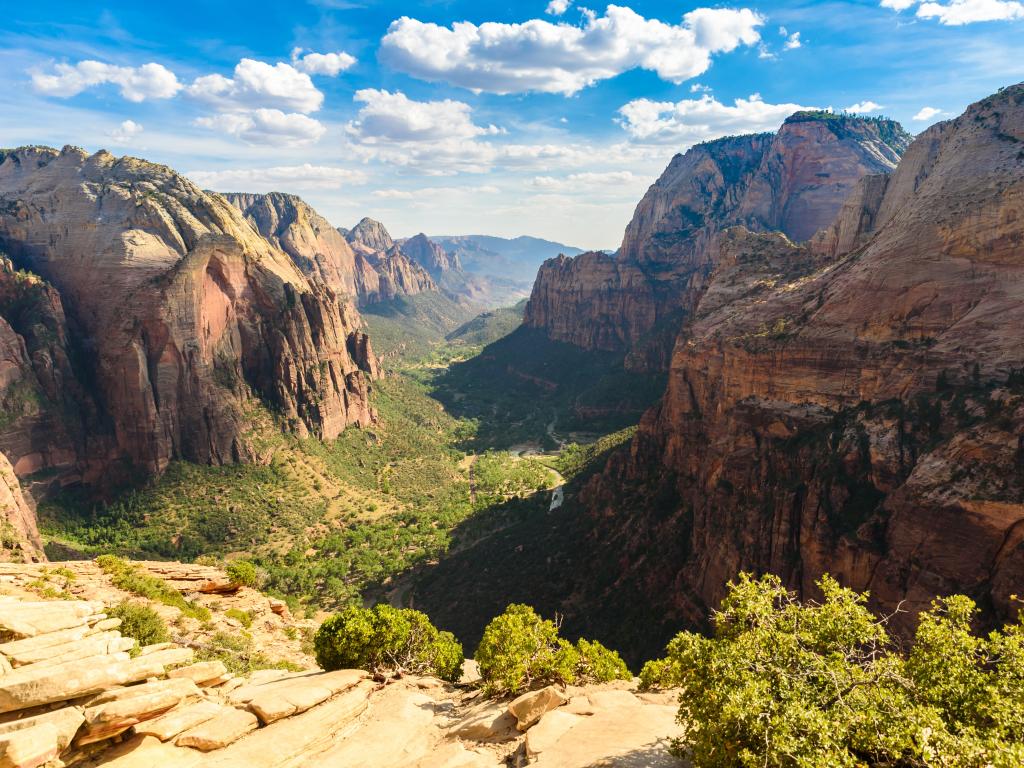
[0,452,43,562]
[576,84,1024,653]
[225,194,433,307]
[0,147,379,479]
[401,234,462,277]
[523,114,911,364]
[343,217,436,303]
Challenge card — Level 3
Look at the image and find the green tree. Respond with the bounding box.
[108,601,170,651]
[639,573,1024,767]
[314,604,463,683]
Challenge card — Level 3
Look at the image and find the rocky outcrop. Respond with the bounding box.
[0,453,42,562]
[0,562,685,768]
[0,147,379,479]
[400,234,462,277]
[574,84,1024,651]
[523,114,911,365]
[225,194,434,306]
[342,218,436,303]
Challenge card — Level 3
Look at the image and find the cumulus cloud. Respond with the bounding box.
[31,61,181,101]
[379,5,764,95]
[783,30,802,49]
[845,100,884,113]
[108,119,144,144]
[187,164,367,191]
[546,0,572,14]
[290,48,357,76]
[188,59,323,113]
[881,0,1024,24]
[532,170,640,190]
[617,93,812,144]
[346,89,501,143]
[194,109,326,146]
[913,106,944,120]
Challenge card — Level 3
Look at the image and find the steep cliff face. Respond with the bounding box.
[578,84,1024,651]
[343,218,436,302]
[524,115,911,362]
[401,233,462,277]
[0,451,44,561]
[0,146,379,480]
[225,194,434,306]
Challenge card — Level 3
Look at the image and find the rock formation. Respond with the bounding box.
[523,114,911,367]
[400,233,462,277]
[0,560,684,767]
[0,454,42,562]
[225,195,435,306]
[571,84,1024,653]
[0,146,379,483]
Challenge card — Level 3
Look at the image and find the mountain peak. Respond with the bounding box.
[348,217,394,252]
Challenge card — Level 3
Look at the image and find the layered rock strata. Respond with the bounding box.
[576,83,1024,649]
[523,114,911,364]
[0,147,379,482]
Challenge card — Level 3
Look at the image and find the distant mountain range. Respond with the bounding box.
[430,235,584,287]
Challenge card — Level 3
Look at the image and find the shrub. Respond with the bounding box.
[225,608,253,628]
[314,604,463,683]
[197,631,303,675]
[96,554,211,622]
[641,572,1024,768]
[225,559,260,588]
[475,604,629,695]
[109,601,171,650]
[574,638,631,684]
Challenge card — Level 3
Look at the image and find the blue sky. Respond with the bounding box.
[1,0,1022,249]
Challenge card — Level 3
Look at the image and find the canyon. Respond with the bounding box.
[413,84,1024,663]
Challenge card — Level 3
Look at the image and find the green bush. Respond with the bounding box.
[197,631,303,675]
[475,604,630,695]
[640,573,1024,768]
[109,601,171,650]
[574,638,631,684]
[225,608,253,628]
[96,555,211,622]
[314,604,463,683]
[225,559,260,588]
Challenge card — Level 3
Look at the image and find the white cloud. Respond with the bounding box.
[617,93,812,144]
[372,189,415,199]
[379,5,764,95]
[108,119,144,144]
[31,61,181,102]
[845,100,884,113]
[346,89,501,143]
[290,48,357,76]
[881,0,1024,23]
[912,106,944,121]
[194,109,326,146]
[546,0,572,14]
[783,31,802,49]
[690,82,712,93]
[532,170,640,189]
[187,164,367,191]
[188,59,323,113]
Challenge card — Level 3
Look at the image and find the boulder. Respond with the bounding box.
[76,678,201,745]
[0,651,167,713]
[449,701,518,742]
[134,700,224,742]
[507,686,568,731]
[167,661,228,686]
[0,706,84,763]
[175,708,258,751]
[0,601,103,638]
[246,670,366,725]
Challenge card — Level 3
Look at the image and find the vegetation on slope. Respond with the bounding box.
[641,573,1024,768]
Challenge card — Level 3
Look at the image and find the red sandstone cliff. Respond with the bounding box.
[579,83,1024,646]
[523,115,910,364]
[0,147,379,483]
[343,217,436,301]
